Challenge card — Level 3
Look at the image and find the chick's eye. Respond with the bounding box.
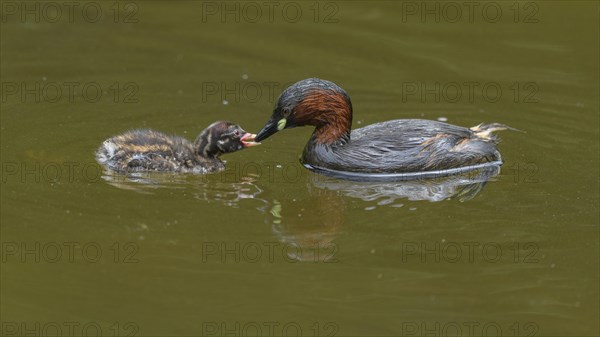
[234,130,240,137]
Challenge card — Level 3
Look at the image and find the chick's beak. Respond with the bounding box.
[240,132,260,147]
[255,118,279,142]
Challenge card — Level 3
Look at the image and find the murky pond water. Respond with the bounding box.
[1,1,598,336]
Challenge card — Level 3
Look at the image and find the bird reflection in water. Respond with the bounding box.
[101,163,501,262]
[267,184,344,263]
[265,164,501,262]
[100,168,263,206]
[308,163,501,203]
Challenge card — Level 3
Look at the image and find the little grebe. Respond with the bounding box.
[96,121,259,173]
[255,78,513,178]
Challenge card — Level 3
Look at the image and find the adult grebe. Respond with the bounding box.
[255,78,512,179]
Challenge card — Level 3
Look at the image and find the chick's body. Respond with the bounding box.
[96,121,259,174]
[97,129,220,173]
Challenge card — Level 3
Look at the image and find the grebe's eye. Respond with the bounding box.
[234,130,240,137]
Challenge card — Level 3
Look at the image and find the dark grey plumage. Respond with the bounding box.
[302,119,503,173]
[255,78,513,178]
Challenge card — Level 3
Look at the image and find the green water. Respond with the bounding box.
[1,1,598,336]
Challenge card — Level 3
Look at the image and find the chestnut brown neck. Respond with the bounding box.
[295,90,353,145]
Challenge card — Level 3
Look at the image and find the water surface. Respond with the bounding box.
[1,1,598,336]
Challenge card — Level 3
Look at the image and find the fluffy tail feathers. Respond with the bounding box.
[470,123,520,140]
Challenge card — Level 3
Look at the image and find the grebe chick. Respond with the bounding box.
[96,121,260,173]
[255,78,514,178]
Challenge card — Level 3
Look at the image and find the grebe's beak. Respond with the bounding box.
[241,133,260,147]
[255,118,280,142]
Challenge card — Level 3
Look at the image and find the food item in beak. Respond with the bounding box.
[241,133,260,147]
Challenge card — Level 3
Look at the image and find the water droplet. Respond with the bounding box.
[222,100,229,105]
[437,117,448,122]
[377,198,394,206]
[242,74,249,80]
